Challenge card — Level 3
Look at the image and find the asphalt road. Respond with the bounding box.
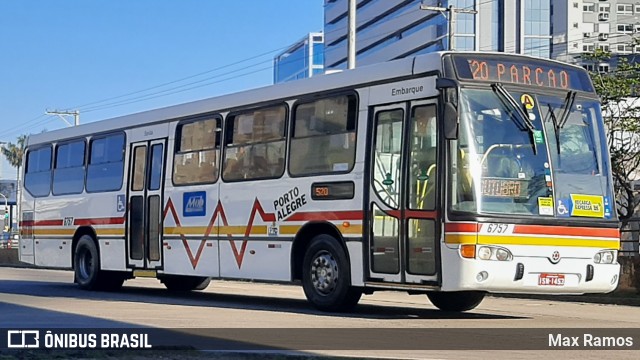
[1,267,640,359]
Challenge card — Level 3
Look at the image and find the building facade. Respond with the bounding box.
[323,0,640,71]
[273,32,325,84]
[552,0,640,72]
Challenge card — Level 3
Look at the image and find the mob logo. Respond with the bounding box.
[183,191,206,217]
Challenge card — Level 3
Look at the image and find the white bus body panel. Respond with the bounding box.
[163,239,219,277]
[34,238,72,268]
[99,239,127,271]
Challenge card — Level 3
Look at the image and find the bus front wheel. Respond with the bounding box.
[427,291,485,312]
[302,234,362,312]
[74,235,124,291]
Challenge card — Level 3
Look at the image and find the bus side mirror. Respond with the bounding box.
[443,102,459,140]
[437,78,459,140]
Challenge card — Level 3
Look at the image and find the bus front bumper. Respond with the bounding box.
[451,256,620,295]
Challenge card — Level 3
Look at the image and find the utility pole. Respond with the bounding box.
[347,0,356,69]
[420,3,478,51]
[45,109,80,126]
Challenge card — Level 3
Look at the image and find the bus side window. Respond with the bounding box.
[24,146,53,197]
[52,140,86,196]
[289,95,357,176]
[173,118,219,185]
[222,105,286,181]
[86,133,125,192]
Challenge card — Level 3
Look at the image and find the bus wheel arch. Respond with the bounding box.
[291,222,348,282]
[72,226,97,268]
[292,223,361,311]
[72,228,125,291]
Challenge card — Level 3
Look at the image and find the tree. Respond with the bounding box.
[2,135,27,169]
[584,49,640,222]
[1,135,27,226]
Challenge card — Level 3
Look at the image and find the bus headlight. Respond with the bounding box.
[477,246,513,261]
[478,246,492,260]
[495,248,511,261]
[594,250,616,264]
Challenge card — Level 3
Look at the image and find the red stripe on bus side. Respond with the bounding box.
[513,225,619,238]
[405,210,439,219]
[33,220,64,226]
[286,211,363,221]
[74,217,126,226]
[21,218,125,227]
[444,222,478,233]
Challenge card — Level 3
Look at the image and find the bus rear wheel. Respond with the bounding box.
[74,235,125,291]
[427,291,485,312]
[160,275,211,291]
[302,234,362,312]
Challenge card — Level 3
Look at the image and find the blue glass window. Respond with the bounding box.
[86,133,125,192]
[25,146,52,197]
[53,140,86,195]
[523,0,551,57]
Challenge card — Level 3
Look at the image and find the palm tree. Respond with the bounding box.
[1,135,27,230]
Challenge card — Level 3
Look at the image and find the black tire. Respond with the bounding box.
[427,291,485,312]
[302,234,362,312]
[74,235,125,291]
[161,275,210,291]
[194,277,211,290]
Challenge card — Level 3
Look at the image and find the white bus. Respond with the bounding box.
[19,51,620,312]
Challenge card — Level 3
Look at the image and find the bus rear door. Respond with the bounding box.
[127,137,167,270]
[368,100,440,286]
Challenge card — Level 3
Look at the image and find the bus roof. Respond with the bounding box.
[25,51,587,146]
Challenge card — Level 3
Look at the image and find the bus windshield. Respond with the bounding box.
[452,87,615,220]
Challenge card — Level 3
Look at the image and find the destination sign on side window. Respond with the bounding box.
[450,54,594,92]
[481,178,528,199]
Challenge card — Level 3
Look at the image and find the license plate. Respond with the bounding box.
[538,273,565,286]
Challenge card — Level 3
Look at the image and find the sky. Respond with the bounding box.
[0,0,324,179]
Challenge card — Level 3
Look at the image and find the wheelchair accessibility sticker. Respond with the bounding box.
[557,195,605,218]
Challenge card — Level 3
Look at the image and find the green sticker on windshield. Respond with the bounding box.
[533,130,544,144]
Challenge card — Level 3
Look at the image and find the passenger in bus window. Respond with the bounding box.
[482,116,533,179]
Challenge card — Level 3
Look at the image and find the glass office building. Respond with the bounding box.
[273,32,324,84]
[323,0,555,70]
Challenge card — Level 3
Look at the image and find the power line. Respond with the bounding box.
[10,2,640,137]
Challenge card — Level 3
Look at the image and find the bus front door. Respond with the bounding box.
[127,139,166,270]
[368,101,440,285]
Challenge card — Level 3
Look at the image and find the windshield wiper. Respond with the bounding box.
[547,104,561,154]
[491,83,537,154]
[546,91,577,154]
[558,91,577,129]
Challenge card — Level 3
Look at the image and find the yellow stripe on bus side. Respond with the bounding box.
[478,235,619,248]
[164,226,210,235]
[445,233,619,248]
[280,224,363,235]
[164,226,268,236]
[33,229,75,236]
[219,225,267,235]
[95,228,125,236]
[444,234,477,244]
[33,228,125,237]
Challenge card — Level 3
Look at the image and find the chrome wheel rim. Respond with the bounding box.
[311,250,339,295]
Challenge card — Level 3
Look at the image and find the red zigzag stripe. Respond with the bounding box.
[162,197,275,270]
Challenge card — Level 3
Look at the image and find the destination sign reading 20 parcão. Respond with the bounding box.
[450,54,594,92]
